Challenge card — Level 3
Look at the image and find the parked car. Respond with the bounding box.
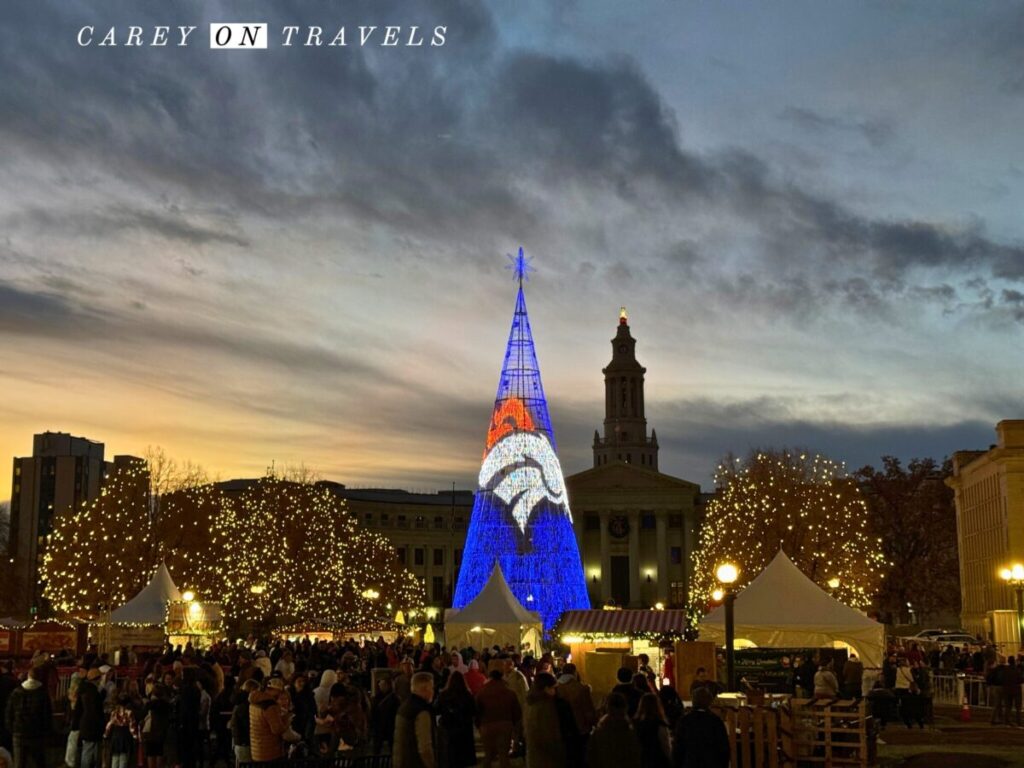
[905,629,949,642]
[932,633,976,646]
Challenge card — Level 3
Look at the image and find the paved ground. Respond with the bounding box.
[876,705,1024,767]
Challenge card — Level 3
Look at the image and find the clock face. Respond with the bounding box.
[609,515,630,539]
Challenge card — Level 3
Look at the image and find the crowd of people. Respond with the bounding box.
[6,634,1023,768]
[1,638,732,768]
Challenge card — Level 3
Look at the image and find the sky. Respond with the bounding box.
[1,0,1023,501]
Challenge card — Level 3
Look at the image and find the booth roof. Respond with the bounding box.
[698,550,885,667]
[558,609,688,636]
[446,563,541,626]
[108,563,182,625]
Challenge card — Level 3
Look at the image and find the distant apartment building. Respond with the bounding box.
[947,420,1024,636]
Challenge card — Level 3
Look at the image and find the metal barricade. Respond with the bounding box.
[932,673,991,708]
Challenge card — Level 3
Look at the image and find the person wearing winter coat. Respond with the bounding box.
[464,661,487,696]
[249,681,290,762]
[313,669,338,750]
[105,696,138,768]
[369,677,400,754]
[3,665,52,768]
[73,669,106,768]
[634,694,671,768]
[523,673,575,768]
[176,668,203,768]
[0,662,19,752]
[813,662,840,699]
[586,693,640,768]
[435,672,477,768]
[671,688,729,768]
[475,670,522,768]
[289,673,317,744]
[393,673,436,768]
[229,679,259,766]
[142,685,172,768]
[556,664,597,738]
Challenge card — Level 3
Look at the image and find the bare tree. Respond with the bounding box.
[0,500,9,550]
[275,463,322,484]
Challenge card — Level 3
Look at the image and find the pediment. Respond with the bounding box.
[565,462,700,494]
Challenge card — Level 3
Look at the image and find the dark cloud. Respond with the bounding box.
[8,206,248,247]
[779,105,895,148]
[643,397,998,488]
[0,282,93,335]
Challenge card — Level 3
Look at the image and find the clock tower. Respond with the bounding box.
[592,308,659,470]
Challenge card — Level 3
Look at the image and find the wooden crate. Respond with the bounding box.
[711,704,782,768]
[780,698,876,768]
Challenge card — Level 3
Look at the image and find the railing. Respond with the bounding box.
[932,673,993,708]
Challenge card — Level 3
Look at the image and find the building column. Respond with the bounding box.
[628,510,640,607]
[656,512,669,605]
[599,510,612,603]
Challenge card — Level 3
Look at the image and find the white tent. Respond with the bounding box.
[444,564,543,651]
[109,563,182,625]
[698,550,885,668]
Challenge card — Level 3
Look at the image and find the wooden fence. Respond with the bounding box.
[780,698,876,768]
[712,698,876,768]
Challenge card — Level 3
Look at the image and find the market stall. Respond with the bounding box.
[444,564,543,651]
[95,563,180,652]
[698,550,885,668]
[555,608,687,687]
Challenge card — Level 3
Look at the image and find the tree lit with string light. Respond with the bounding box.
[690,448,884,623]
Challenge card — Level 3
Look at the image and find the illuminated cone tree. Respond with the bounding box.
[452,249,590,629]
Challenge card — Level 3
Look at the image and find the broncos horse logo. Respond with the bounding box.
[479,430,572,533]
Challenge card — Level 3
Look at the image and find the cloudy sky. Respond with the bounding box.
[1,0,1022,500]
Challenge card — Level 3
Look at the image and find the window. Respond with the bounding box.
[363,513,374,527]
[415,515,426,529]
[453,516,465,530]
[396,547,407,565]
[585,514,600,531]
[433,548,444,566]
[455,548,463,566]
[670,581,686,606]
[433,516,445,529]
[397,515,408,529]
[626,453,632,463]
[668,514,683,529]
[432,577,444,602]
[641,514,655,529]
[414,548,424,566]
[670,546,682,564]
[380,514,390,527]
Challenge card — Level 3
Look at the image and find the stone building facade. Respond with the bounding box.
[947,420,1024,635]
[566,311,701,608]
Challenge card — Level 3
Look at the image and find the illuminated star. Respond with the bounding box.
[506,246,535,285]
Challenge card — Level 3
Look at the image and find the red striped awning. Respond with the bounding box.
[557,609,687,636]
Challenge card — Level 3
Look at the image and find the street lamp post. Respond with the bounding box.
[999,563,1024,643]
[716,563,739,692]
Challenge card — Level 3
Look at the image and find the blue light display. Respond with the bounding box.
[452,249,590,630]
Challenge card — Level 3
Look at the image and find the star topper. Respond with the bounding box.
[506,246,535,286]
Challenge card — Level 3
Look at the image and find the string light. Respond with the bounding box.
[689,450,884,627]
[43,463,427,627]
[453,259,589,630]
